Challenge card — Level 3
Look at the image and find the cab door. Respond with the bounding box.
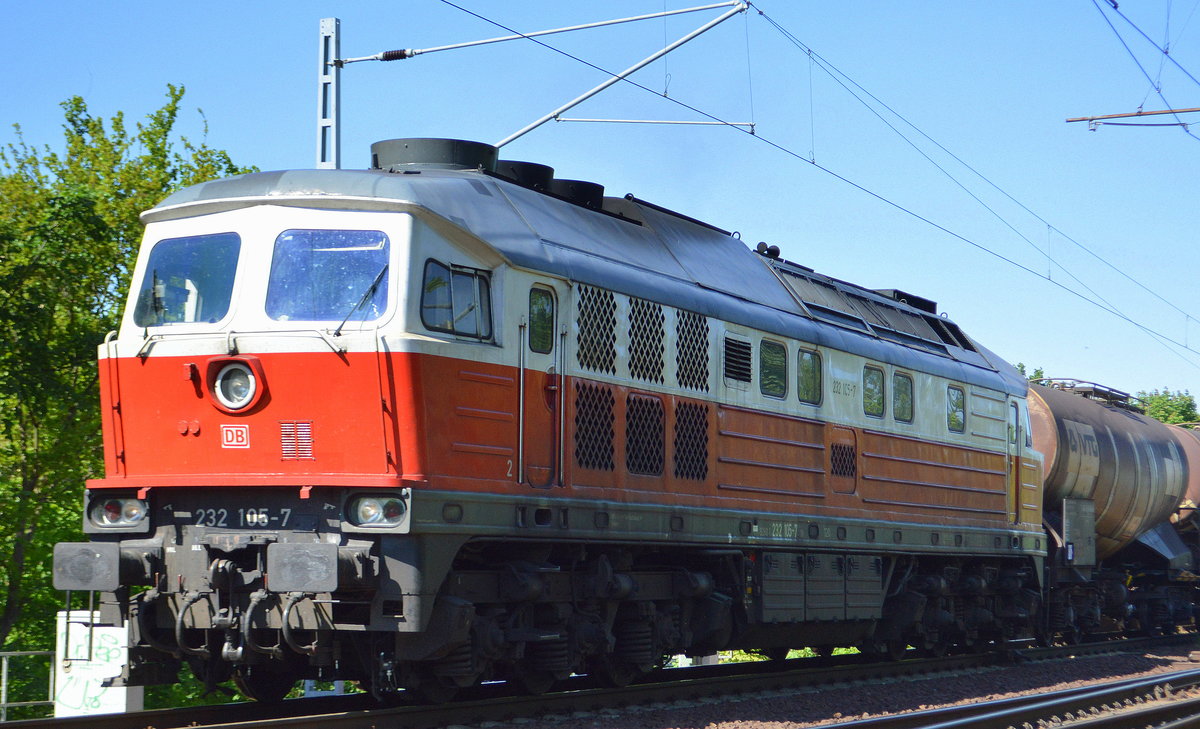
[520,285,562,487]
[1007,398,1022,524]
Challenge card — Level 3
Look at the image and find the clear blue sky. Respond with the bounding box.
[6,2,1199,397]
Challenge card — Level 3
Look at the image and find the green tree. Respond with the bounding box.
[1137,388,1199,425]
[0,85,253,653]
[1014,362,1045,380]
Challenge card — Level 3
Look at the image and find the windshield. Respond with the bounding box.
[266,229,390,322]
[131,233,241,326]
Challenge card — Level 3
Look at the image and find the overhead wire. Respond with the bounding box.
[1106,0,1200,92]
[752,7,1200,341]
[434,0,1200,370]
[1090,0,1200,141]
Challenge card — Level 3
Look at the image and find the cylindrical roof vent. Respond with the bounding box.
[370,138,498,172]
[494,160,555,191]
[549,178,605,210]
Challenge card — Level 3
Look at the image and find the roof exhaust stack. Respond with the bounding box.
[549,178,605,210]
[371,138,498,172]
[494,160,555,191]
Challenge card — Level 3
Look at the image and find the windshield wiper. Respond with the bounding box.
[142,269,166,338]
[334,264,388,337]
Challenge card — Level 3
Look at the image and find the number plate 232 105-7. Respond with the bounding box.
[191,507,292,528]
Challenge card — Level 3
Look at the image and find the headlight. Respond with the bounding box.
[214,362,256,410]
[349,495,406,527]
[89,498,149,528]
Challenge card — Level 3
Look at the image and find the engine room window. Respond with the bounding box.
[893,373,914,423]
[797,350,822,405]
[266,229,389,322]
[529,288,554,353]
[760,340,787,398]
[420,259,493,340]
[947,386,966,433]
[863,366,885,417]
[132,232,240,326]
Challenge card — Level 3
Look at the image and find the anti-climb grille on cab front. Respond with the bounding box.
[280,421,315,460]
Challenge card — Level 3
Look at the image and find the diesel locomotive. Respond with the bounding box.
[52,138,1200,701]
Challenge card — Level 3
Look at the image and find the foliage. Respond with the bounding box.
[1136,388,1199,425]
[1014,362,1045,380]
[0,85,253,654]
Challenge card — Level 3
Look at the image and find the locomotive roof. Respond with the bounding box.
[148,166,1026,396]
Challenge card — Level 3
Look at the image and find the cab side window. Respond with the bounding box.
[421,259,493,340]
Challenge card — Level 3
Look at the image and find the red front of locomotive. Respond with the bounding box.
[93,206,415,493]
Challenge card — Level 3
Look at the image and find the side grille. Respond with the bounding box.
[280,421,315,460]
[629,298,665,384]
[577,285,617,375]
[723,338,753,383]
[574,382,615,471]
[675,310,710,391]
[625,394,664,475]
[673,402,709,480]
[830,442,856,478]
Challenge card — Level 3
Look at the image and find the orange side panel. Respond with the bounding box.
[417,355,518,488]
[715,405,826,502]
[857,429,1008,521]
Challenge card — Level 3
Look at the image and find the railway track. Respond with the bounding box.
[835,666,1200,728]
[5,636,1193,729]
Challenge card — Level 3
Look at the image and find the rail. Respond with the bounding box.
[2,635,1190,729]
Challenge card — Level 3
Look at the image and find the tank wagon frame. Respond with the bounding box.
[51,139,1192,701]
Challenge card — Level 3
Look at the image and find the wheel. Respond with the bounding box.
[407,665,459,704]
[885,640,908,661]
[594,657,644,688]
[233,665,296,703]
[412,675,459,704]
[512,666,557,695]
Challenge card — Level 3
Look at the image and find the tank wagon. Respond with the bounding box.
[51,139,1199,701]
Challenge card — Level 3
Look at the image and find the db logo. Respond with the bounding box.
[220,424,250,449]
